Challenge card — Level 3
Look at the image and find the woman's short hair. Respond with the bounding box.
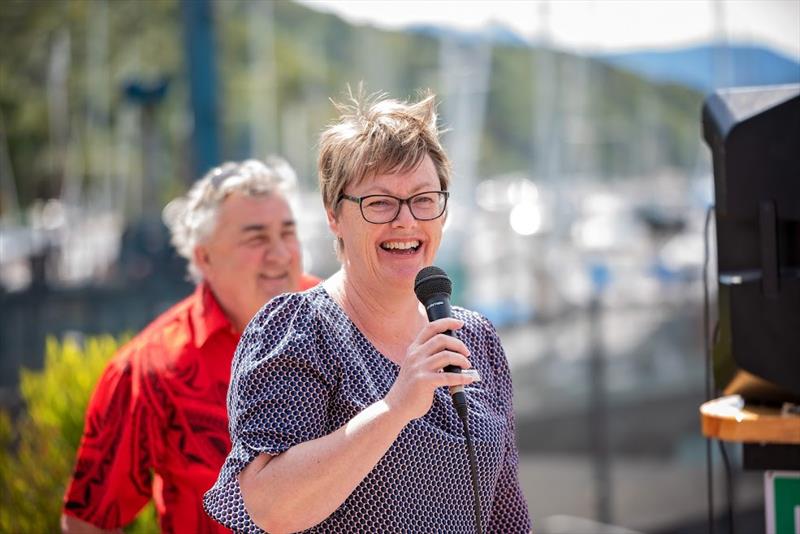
[318,89,451,215]
[162,157,296,283]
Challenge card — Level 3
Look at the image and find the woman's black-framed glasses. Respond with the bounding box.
[338,190,449,224]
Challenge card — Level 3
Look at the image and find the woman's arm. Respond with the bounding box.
[240,398,405,533]
[479,313,532,533]
[238,317,478,534]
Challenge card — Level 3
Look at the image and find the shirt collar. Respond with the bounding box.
[191,282,238,348]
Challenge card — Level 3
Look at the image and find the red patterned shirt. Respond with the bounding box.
[63,276,319,532]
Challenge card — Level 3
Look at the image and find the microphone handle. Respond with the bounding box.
[424,298,466,401]
[438,330,466,399]
[425,296,461,376]
[442,329,460,374]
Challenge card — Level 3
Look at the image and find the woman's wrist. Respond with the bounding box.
[380,392,416,427]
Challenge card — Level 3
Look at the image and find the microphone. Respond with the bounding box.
[414,266,468,415]
[414,266,484,534]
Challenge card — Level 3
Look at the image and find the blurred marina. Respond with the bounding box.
[2,0,799,532]
[1,165,745,532]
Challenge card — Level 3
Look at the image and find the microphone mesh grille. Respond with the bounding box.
[414,266,452,302]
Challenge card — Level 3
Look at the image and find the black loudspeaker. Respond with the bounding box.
[702,84,800,399]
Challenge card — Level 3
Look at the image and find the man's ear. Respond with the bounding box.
[193,244,212,278]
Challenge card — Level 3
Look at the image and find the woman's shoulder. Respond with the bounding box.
[451,306,504,355]
[452,306,512,398]
[236,286,331,369]
[246,285,328,331]
[452,305,498,336]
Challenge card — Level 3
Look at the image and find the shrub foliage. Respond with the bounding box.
[0,335,157,532]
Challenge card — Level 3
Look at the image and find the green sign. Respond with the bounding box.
[765,471,800,534]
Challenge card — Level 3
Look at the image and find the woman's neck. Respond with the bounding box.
[325,269,426,362]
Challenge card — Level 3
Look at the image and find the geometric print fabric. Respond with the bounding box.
[204,285,531,533]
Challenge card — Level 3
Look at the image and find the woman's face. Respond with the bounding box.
[328,154,445,293]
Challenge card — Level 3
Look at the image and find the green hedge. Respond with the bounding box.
[0,335,157,533]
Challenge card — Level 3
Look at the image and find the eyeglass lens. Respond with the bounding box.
[361,192,446,223]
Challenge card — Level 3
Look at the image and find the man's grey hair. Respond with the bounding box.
[162,157,297,283]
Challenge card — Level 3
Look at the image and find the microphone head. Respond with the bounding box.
[414,266,452,303]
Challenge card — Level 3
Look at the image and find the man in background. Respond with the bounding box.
[61,158,319,533]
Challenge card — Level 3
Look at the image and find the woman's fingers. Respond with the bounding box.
[416,332,470,359]
[426,351,471,372]
[388,318,479,422]
[435,369,480,388]
[417,318,464,343]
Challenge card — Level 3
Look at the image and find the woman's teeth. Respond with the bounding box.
[380,240,420,251]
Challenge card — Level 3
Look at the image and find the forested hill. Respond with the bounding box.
[1,0,703,209]
[597,44,800,93]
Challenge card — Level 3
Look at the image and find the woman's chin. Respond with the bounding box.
[377,246,429,274]
[379,262,426,290]
[347,249,431,294]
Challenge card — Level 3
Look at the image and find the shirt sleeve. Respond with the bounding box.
[204,293,333,532]
[62,349,159,529]
[478,315,533,534]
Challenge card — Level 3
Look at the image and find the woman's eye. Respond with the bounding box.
[366,199,393,209]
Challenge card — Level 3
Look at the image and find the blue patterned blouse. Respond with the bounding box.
[203,285,531,533]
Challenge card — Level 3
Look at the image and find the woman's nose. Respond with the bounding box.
[391,201,417,227]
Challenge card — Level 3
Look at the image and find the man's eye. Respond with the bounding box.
[246,236,267,245]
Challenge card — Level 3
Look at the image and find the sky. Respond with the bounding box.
[298,0,800,60]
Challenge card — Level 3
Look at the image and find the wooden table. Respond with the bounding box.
[701,394,800,445]
[701,394,800,534]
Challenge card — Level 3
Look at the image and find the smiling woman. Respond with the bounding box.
[203,91,531,533]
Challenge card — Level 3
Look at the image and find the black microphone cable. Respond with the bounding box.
[453,392,483,534]
[415,266,484,534]
[703,204,736,534]
[703,204,716,534]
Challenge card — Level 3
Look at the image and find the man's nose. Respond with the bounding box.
[264,239,291,263]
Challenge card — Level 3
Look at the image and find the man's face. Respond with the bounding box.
[195,191,302,331]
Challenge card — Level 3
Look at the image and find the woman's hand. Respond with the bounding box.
[385,317,477,422]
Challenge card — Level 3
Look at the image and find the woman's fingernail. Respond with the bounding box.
[463,369,481,382]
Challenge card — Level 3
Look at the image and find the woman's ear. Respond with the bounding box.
[326,208,341,238]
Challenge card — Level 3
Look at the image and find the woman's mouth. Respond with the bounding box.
[379,240,421,255]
